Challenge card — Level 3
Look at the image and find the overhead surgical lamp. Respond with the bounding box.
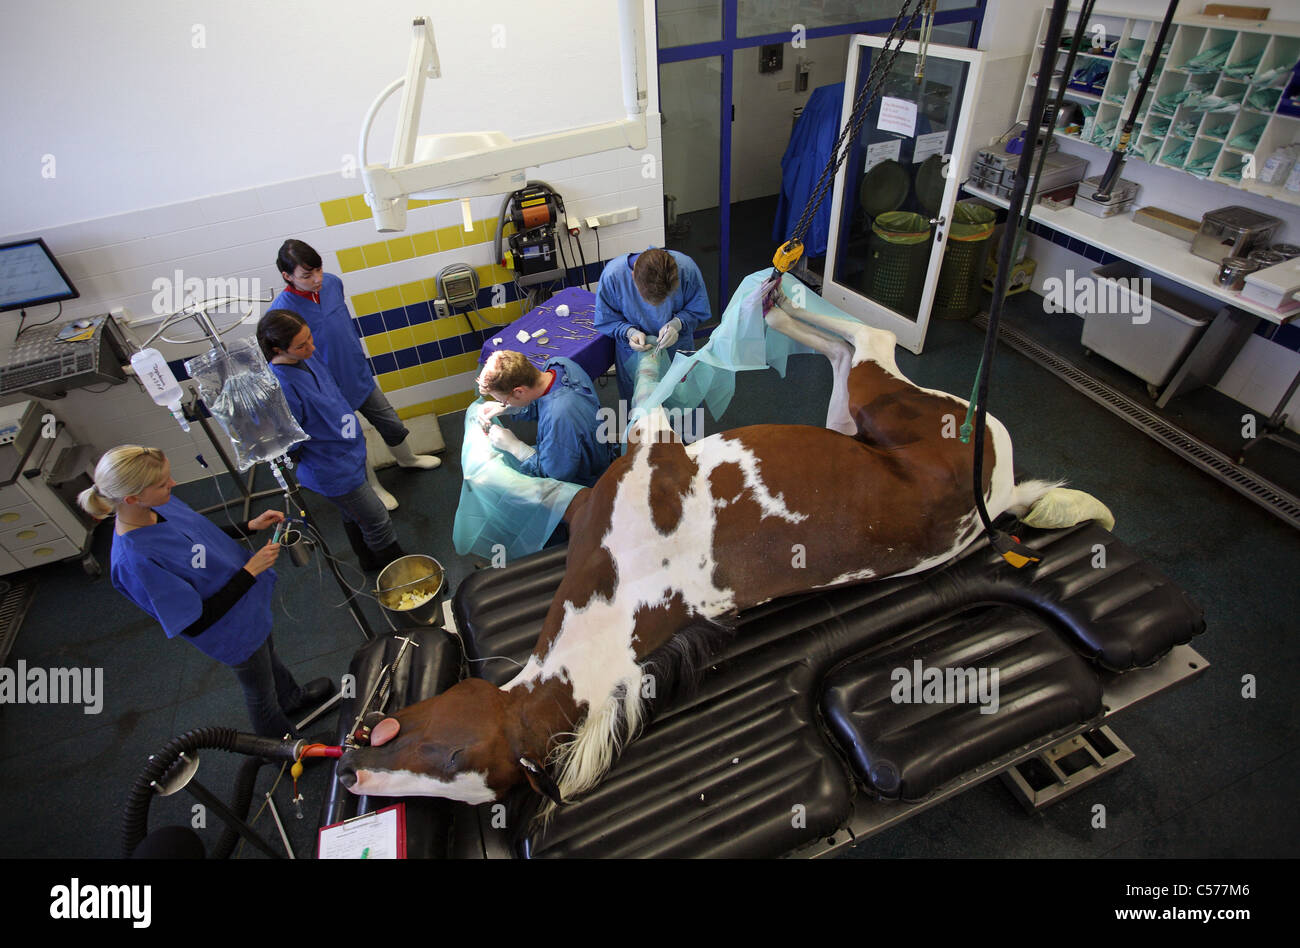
[359,1,648,233]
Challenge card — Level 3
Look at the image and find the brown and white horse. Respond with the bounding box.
[337,295,1077,809]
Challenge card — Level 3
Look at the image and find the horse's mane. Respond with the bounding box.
[537,612,736,824]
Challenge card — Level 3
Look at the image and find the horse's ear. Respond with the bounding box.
[518,756,565,806]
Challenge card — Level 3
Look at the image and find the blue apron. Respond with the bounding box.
[269,359,368,497]
[270,273,376,409]
[512,357,617,488]
[110,497,274,665]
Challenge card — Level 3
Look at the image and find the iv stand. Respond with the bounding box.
[135,299,376,641]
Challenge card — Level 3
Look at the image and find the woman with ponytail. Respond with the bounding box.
[80,446,330,738]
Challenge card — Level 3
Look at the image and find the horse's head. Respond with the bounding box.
[335,677,562,805]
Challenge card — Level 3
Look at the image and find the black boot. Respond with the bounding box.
[369,541,406,572]
[344,521,385,571]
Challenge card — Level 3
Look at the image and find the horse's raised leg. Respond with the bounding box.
[763,306,858,435]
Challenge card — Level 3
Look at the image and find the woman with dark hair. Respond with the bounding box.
[257,308,405,570]
[270,239,439,511]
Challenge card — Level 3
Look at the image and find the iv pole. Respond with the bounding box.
[135,300,376,641]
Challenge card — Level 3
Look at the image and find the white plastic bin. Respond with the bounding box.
[1081,262,1216,388]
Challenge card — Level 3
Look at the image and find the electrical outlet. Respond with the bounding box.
[566,216,582,235]
[591,207,641,228]
[777,80,793,91]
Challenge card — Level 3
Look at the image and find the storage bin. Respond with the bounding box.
[1080,262,1217,388]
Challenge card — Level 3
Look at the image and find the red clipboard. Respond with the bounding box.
[317,802,406,859]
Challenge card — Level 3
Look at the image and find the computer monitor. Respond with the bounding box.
[0,238,80,313]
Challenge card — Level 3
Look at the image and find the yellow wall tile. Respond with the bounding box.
[346,195,370,221]
[397,401,435,420]
[376,370,404,393]
[434,391,478,415]
[386,327,414,352]
[478,304,514,327]
[435,225,464,252]
[364,331,394,356]
[426,357,450,380]
[321,198,352,227]
[411,230,439,256]
[407,199,428,209]
[433,314,471,340]
[361,241,391,269]
[446,352,481,376]
[374,287,403,311]
[398,366,425,390]
[422,277,439,301]
[398,280,427,306]
[387,236,415,263]
[352,292,378,317]
[336,247,366,273]
[410,321,437,346]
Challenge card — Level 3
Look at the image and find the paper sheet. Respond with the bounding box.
[864,139,902,172]
[317,803,405,859]
[878,97,918,137]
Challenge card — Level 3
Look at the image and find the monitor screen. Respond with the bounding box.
[0,238,80,312]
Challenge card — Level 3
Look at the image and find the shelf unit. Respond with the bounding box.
[1019,8,1300,205]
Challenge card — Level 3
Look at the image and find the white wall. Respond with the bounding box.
[0,0,665,485]
[1,0,647,234]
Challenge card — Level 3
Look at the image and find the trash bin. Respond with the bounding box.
[867,211,931,316]
[934,202,996,320]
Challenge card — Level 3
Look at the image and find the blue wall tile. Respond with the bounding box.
[381,307,409,332]
[394,345,421,369]
[371,352,397,375]
[406,301,433,324]
[357,313,386,338]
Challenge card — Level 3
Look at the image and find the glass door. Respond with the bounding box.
[822,37,984,353]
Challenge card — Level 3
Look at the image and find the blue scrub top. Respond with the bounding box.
[270,273,376,409]
[110,497,274,665]
[269,359,368,498]
[593,249,712,400]
[508,357,616,488]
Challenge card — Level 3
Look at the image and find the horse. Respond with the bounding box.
[336,290,1087,812]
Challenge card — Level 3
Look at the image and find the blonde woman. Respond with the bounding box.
[79,446,331,738]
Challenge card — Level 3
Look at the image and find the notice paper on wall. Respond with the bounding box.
[878,97,918,138]
[864,139,902,172]
[913,130,948,164]
[318,803,406,858]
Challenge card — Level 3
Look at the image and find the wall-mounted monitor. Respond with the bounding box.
[0,238,80,312]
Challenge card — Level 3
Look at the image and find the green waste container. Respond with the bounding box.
[934,202,996,320]
[867,211,931,317]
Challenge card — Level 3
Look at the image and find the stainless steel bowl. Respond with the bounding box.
[1248,249,1287,268]
[376,555,446,627]
[1269,243,1300,260]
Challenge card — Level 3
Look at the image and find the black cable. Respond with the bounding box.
[970,0,1072,551]
[594,227,602,267]
[15,301,63,342]
[572,231,591,290]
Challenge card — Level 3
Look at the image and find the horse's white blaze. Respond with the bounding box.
[350,768,495,804]
[813,566,878,588]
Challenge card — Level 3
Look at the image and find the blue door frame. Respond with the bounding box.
[656,0,987,303]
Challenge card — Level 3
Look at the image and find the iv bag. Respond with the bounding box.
[185,337,309,470]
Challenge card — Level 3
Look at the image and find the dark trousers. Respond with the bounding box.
[229,634,303,738]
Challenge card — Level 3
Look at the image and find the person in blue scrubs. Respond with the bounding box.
[78,446,331,739]
[593,247,712,402]
[257,309,405,571]
[477,349,617,488]
[271,239,440,511]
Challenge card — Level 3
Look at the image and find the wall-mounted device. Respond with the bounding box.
[495,183,567,289]
[0,238,80,314]
[760,44,783,74]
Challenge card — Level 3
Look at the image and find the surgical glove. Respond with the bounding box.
[656,318,682,351]
[478,401,508,430]
[488,425,537,462]
[627,329,652,351]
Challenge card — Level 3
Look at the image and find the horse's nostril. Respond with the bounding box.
[338,768,356,789]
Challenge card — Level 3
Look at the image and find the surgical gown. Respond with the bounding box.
[505,357,616,488]
[269,359,367,498]
[270,274,376,409]
[594,250,711,401]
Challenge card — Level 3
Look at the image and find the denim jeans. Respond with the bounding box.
[357,385,409,447]
[230,634,303,738]
[328,481,397,551]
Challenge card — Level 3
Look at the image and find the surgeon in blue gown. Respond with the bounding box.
[79,446,331,738]
[594,247,711,402]
[258,309,405,571]
[476,349,617,488]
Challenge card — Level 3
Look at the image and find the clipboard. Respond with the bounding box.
[317,803,407,859]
